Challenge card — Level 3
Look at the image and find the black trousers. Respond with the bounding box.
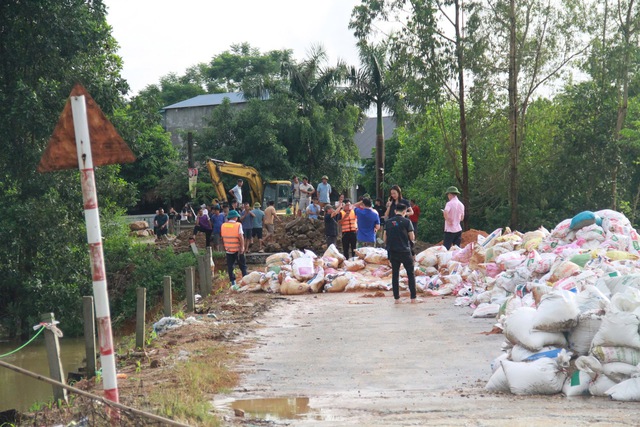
[443,231,462,250]
[342,231,357,259]
[226,252,247,282]
[389,251,416,300]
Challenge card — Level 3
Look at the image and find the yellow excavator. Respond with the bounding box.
[205,158,291,214]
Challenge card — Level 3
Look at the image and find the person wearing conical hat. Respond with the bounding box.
[443,186,464,250]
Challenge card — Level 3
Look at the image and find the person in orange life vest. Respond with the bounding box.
[221,210,247,289]
[335,199,358,259]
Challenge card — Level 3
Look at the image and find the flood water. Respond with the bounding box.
[0,337,86,412]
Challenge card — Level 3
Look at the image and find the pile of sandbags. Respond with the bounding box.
[263,217,327,254]
[129,220,153,237]
[233,244,395,294]
[475,209,640,400]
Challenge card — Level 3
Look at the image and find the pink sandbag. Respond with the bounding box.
[452,242,474,263]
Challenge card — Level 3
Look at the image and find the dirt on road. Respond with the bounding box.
[215,293,637,427]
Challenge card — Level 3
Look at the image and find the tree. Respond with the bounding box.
[348,41,404,199]
[0,0,133,336]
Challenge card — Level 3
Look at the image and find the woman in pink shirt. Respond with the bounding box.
[442,186,465,249]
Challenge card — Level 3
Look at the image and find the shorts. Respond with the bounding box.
[357,241,375,248]
[265,223,274,234]
[252,228,263,239]
[299,198,310,212]
[213,233,221,246]
[245,229,253,239]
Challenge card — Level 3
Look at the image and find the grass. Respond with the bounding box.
[143,346,238,426]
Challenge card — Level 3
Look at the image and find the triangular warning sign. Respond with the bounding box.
[38,83,136,172]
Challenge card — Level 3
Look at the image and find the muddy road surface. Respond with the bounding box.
[216,293,636,426]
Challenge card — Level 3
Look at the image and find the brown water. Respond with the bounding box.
[230,397,323,421]
[0,337,86,412]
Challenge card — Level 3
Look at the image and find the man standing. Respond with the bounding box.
[154,208,169,241]
[240,202,255,253]
[298,177,314,217]
[291,175,301,217]
[251,202,266,252]
[443,186,465,250]
[306,197,322,219]
[335,199,357,259]
[353,198,380,247]
[409,199,421,234]
[384,203,417,303]
[210,205,226,251]
[324,205,339,246]
[317,175,332,208]
[229,179,244,204]
[221,210,247,290]
[263,200,280,245]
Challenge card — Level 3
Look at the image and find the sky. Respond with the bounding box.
[103,0,365,95]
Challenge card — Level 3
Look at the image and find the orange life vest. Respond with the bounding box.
[221,221,242,252]
[340,209,357,233]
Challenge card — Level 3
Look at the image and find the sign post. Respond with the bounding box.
[38,84,136,418]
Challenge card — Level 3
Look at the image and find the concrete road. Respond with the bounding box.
[217,293,637,426]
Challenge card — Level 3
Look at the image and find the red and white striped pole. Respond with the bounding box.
[70,95,120,409]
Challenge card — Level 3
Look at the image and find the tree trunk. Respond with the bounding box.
[508,0,519,229]
[454,0,469,230]
[375,101,385,200]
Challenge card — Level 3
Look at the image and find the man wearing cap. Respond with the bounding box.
[251,202,266,252]
[221,210,247,290]
[317,175,332,208]
[443,186,465,250]
[306,197,322,220]
[298,177,314,217]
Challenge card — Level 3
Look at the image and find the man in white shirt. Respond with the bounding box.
[229,179,244,204]
[291,175,301,216]
[298,176,314,217]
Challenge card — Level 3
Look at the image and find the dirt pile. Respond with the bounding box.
[436,228,488,248]
[264,217,326,253]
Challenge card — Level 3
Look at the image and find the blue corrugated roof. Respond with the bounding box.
[163,92,247,109]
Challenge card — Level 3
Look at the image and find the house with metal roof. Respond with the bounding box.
[353,116,396,159]
[161,92,250,145]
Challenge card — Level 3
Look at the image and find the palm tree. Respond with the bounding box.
[349,41,403,199]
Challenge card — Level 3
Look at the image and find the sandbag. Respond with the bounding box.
[325,274,351,293]
[344,259,367,272]
[591,310,640,350]
[280,276,311,295]
[562,370,592,397]
[485,364,510,393]
[605,377,640,401]
[452,243,474,263]
[596,274,640,297]
[265,252,291,265]
[501,358,567,395]
[495,251,526,271]
[504,307,567,351]
[589,374,619,396]
[568,311,603,355]
[592,346,640,365]
[480,228,503,249]
[323,244,346,264]
[415,246,446,267]
[549,260,581,283]
[240,271,265,286]
[532,290,579,332]
[292,257,315,281]
[307,267,325,293]
[551,218,572,239]
[321,256,340,269]
[602,362,640,383]
[364,248,389,265]
[570,210,598,230]
[355,247,378,259]
[472,303,500,318]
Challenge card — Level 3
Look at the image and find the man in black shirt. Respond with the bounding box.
[324,205,339,246]
[384,203,417,303]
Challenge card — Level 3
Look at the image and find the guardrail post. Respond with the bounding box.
[163,276,172,317]
[82,296,97,379]
[186,266,195,312]
[135,287,146,349]
[40,312,68,405]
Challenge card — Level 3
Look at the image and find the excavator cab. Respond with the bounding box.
[262,181,291,214]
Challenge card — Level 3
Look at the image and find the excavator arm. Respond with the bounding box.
[205,158,264,205]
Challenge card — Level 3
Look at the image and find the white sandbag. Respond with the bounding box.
[589,374,619,396]
[289,249,304,259]
[292,257,315,281]
[323,244,346,264]
[549,260,581,283]
[501,358,567,395]
[575,355,603,378]
[551,218,572,239]
[605,377,640,401]
[504,307,567,351]
[532,290,579,332]
[355,247,377,259]
[452,243,474,263]
[510,345,557,362]
[307,267,325,293]
[495,251,526,271]
[575,224,606,242]
[568,311,603,355]
[472,303,500,318]
[592,346,640,365]
[321,256,340,269]
[574,285,610,313]
[415,245,446,267]
[344,259,367,272]
[535,253,557,274]
[280,276,311,295]
[436,251,454,267]
[562,370,592,397]
[265,252,291,265]
[240,271,264,286]
[611,288,640,313]
[595,274,640,298]
[325,274,352,293]
[525,250,542,272]
[303,249,318,259]
[364,248,389,265]
[490,352,510,373]
[591,311,640,350]
[485,365,510,393]
[602,362,640,383]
